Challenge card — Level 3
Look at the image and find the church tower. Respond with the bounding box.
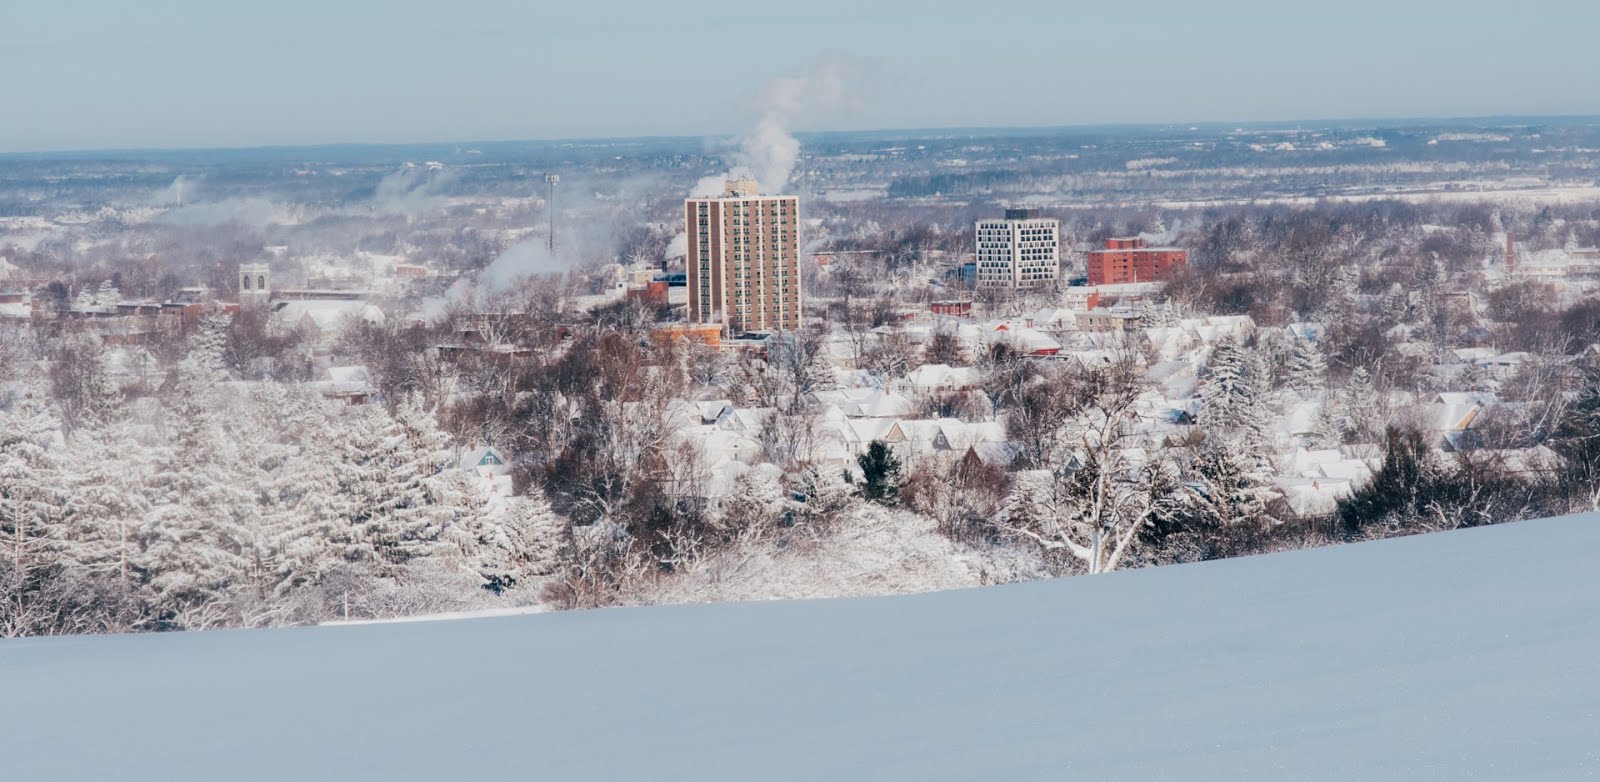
[239,263,271,305]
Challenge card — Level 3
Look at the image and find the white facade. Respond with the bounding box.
[975,210,1059,289]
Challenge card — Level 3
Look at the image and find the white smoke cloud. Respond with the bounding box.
[158,197,288,228]
[148,174,291,228]
[153,175,200,207]
[416,238,570,321]
[665,232,687,259]
[372,163,456,217]
[479,239,567,290]
[695,54,878,196]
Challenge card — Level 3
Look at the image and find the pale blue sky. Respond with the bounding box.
[2,0,1597,153]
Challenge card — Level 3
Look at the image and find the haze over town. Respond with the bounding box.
[3,3,1599,779]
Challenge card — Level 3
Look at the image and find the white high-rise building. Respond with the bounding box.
[974,209,1059,289]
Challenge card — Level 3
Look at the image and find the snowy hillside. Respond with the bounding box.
[4,514,1599,781]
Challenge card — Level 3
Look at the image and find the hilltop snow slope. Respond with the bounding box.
[4,514,1599,781]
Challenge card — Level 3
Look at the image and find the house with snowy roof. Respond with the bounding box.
[272,300,385,345]
[457,445,511,475]
[714,406,775,437]
[1024,307,1080,331]
[988,322,1062,356]
[961,440,1024,468]
[694,400,733,425]
[808,388,917,418]
[896,418,1010,458]
[310,365,375,405]
[900,364,983,396]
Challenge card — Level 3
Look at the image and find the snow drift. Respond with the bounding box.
[2,513,1598,781]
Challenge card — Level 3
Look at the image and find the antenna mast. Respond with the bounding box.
[545,174,559,252]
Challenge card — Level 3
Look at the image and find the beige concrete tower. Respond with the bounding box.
[685,177,802,334]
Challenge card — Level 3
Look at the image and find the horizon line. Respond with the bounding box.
[5,112,1599,159]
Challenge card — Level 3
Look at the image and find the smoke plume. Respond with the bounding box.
[694,54,878,196]
[371,163,456,217]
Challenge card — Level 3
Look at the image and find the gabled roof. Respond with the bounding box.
[695,400,733,424]
[459,445,510,473]
[848,417,905,444]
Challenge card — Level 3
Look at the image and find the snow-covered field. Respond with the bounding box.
[4,514,1598,781]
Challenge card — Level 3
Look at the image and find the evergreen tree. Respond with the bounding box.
[1149,300,1180,328]
[333,398,462,573]
[1001,469,1057,537]
[1453,362,1494,393]
[0,387,68,631]
[49,331,121,434]
[1143,437,1279,563]
[856,440,903,505]
[716,464,790,537]
[1337,427,1435,537]
[138,314,252,628]
[239,384,342,604]
[1380,282,1409,325]
[1200,336,1267,432]
[443,491,563,595]
[1319,265,1360,324]
[61,419,150,595]
[1340,367,1381,444]
[793,463,854,524]
[1189,437,1278,529]
[1287,334,1328,393]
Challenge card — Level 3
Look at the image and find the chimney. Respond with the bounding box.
[1506,231,1516,272]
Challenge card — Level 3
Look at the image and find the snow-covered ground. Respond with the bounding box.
[4,513,1599,781]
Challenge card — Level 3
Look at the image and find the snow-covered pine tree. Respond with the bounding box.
[1200,335,1252,429]
[0,386,68,634]
[95,280,120,307]
[792,463,854,524]
[232,384,341,611]
[49,330,122,434]
[1239,349,1277,466]
[1313,390,1345,448]
[1149,300,1180,328]
[341,397,461,573]
[1189,436,1279,530]
[1319,265,1360,324]
[444,490,564,595]
[1000,469,1057,541]
[1340,366,1381,444]
[1287,334,1328,393]
[61,418,151,595]
[715,463,790,540]
[138,311,253,629]
[1453,362,1494,394]
[328,404,395,566]
[1380,282,1408,325]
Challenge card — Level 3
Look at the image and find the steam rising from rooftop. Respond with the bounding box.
[693,54,878,197]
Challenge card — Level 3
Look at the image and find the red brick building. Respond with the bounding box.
[1085,237,1187,285]
[685,177,802,334]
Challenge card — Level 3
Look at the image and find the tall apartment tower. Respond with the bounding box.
[685,176,802,333]
[975,208,1059,289]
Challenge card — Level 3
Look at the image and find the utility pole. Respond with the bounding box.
[545,174,559,252]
